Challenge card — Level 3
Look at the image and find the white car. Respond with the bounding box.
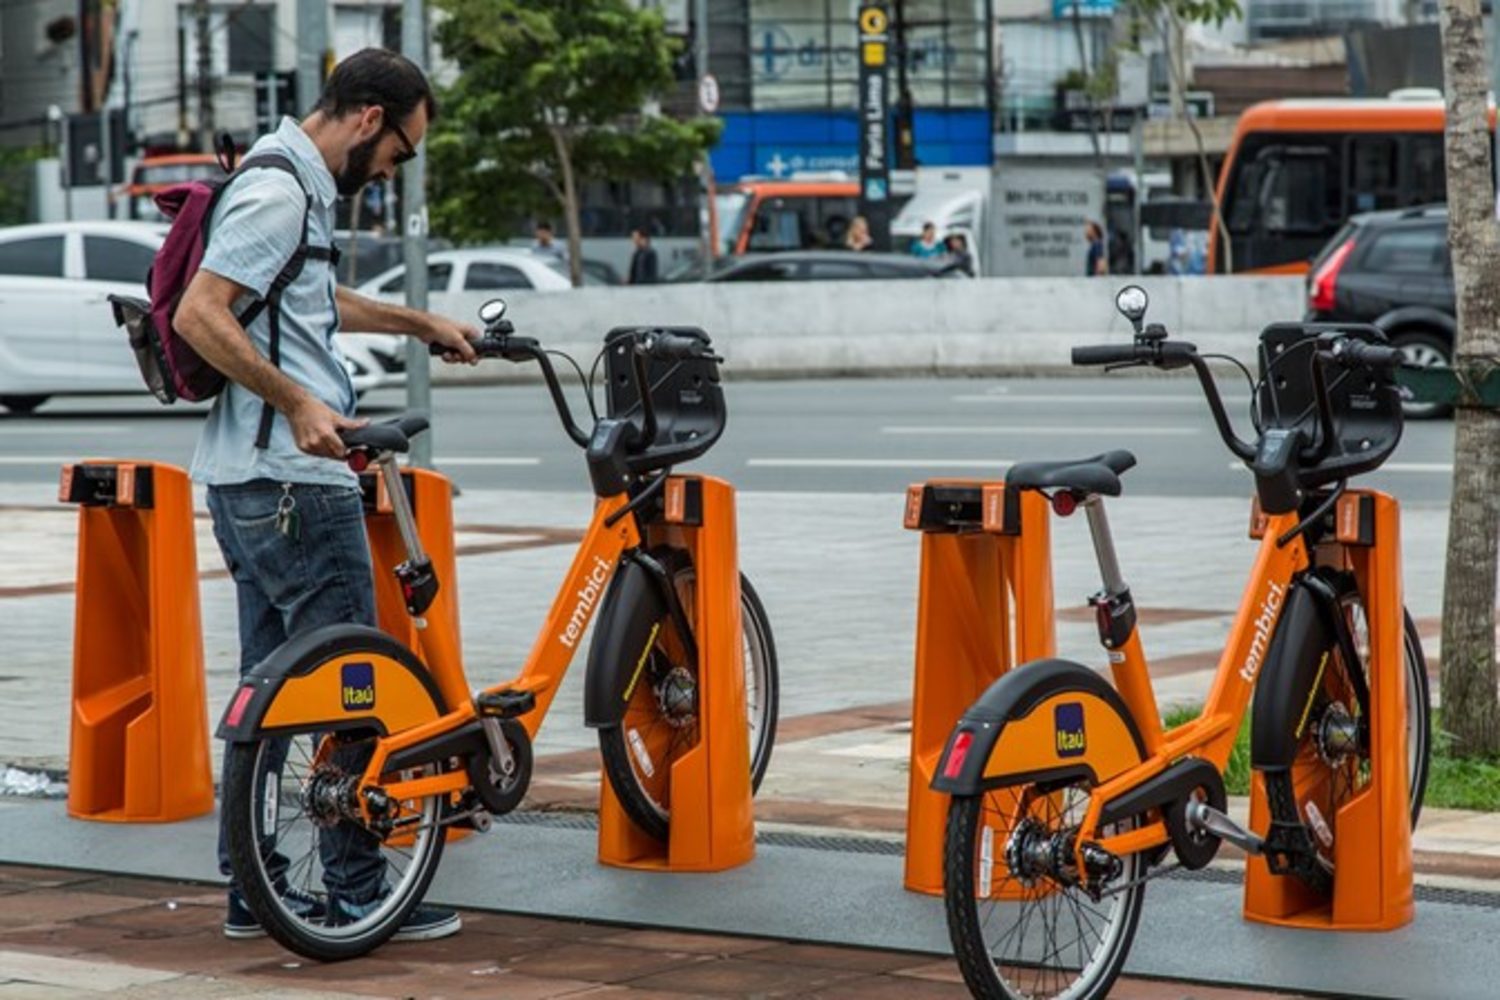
[0,221,401,413]
[355,247,575,301]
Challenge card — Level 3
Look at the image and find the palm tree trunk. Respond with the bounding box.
[1437,0,1500,756]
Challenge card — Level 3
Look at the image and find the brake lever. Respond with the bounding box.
[1104,360,1148,373]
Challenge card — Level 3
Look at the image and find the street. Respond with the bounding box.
[0,374,1459,501]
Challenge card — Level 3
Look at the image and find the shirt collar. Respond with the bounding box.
[273,116,337,207]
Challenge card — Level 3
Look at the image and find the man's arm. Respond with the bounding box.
[334,286,478,362]
[175,269,362,459]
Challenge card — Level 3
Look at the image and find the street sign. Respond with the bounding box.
[698,73,720,114]
[857,1,891,250]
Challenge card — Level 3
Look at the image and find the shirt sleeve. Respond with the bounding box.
[198,170,307,299]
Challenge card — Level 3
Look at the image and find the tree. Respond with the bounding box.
[429,0,720,285]
[1436,0,1500,757]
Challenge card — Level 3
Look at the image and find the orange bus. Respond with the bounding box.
[1209,95,1468,275]
[119,153,221,221]
[714,177,860,255]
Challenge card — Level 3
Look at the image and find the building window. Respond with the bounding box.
[227,5,274,75]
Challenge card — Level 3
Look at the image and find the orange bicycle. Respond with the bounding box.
[937,286,1430,999]
[216,300,777,960]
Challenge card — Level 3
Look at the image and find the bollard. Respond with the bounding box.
[901,481,1056,894]
[597,475,755,872]
[61,461,213,823]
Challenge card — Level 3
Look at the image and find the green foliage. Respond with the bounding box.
[0,146,42,226]
[1127,0,1242,29]
[1162,704,1251,794]
[428,0,720,248]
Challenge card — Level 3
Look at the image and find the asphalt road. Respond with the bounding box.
[0,375,1457,501]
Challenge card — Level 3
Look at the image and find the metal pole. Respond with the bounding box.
[195,0,213,150]
[297,0,328,117]
[695,0,712,263]
[402,0,433,470]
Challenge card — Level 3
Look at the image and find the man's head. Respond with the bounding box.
[921,222,936,241]
[312,48,436,197]
[631,227,650,248]
[535,222,556,245]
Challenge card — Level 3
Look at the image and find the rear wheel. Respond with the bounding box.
[944,781,1145,1000]
[1262,583,1431,893]
[1390,329,1452,420]
[222,730,450,961]
[598,555,778,841]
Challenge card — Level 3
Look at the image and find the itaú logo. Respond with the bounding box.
[1239,581,1287,684]
[559,556,612,649]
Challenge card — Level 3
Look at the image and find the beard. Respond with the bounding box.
[335,135,380,197]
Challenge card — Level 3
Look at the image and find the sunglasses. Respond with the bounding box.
[384,115,418,166]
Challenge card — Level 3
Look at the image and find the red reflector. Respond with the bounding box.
[225,685,256,728]
[943,730,975,779]
[347,451,369,473]
[1052,491,1078,517]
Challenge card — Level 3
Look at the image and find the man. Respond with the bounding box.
[910,221,943,259]
[532,220,567,265]
[627,227,658,285]
[174,48,476,942]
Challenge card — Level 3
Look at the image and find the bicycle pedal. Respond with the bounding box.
[476,689,536,719]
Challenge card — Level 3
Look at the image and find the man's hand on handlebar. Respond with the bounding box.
[421,315,481,365]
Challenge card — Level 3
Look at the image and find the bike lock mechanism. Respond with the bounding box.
[377,453,439,617]
[1083,497,1138,649]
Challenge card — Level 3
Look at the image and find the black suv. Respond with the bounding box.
[1305,204,1451,418]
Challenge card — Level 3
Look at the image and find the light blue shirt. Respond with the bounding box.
[190,117,356,487]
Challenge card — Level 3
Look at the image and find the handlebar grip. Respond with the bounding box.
[1072,344,1140,366]
[641,331,711,361]
[1334,340,1402,371]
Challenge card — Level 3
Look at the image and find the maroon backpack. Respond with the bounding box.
[108,137,338,448]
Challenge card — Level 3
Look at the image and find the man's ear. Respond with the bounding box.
[355,105,383,141]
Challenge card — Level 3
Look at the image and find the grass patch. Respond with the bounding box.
[1162,706,1500,811]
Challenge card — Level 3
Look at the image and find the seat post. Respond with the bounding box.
[1083,496,1127,596]
[378,453,429,567]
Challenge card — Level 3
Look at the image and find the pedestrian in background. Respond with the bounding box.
[532,221,567,265]
[845,215,873,252]
[173,47,476,945]
[1084,220,1108,276]
[944,232,975,277]
[910,221,944,259]
[628,227,659,285]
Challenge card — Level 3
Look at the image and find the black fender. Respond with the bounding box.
[215,624,447,742]
[1250,576,1342,771]
[1373,306,1454,343]
[584,554,670,728]
[933,659,1147,796]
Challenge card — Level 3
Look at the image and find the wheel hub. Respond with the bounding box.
[656,667,698,726]
[301,768,361,829]
[1316,702,1360,767]
[1005,817,1056,886]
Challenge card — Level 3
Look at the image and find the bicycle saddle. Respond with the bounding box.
[340,413,430,454]
[1004,449,1137,498]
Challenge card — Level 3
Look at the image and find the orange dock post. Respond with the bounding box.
[1243,489,1414,931]
[902,481,1056,894]
[61,461,213,823]
[597,475,755,872]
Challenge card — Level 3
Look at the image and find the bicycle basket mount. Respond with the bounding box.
[1255,322,1403,491]
[603,326,726,474]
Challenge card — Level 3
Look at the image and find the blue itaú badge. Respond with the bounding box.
[1055,702,1086,758]
[342,662,375,711]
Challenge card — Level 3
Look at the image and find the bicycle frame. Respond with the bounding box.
[358,457,642,809]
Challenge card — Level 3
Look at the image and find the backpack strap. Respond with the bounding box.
[219,153,340,450]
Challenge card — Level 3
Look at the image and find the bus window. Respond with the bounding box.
[1261,148,1332,235]
[1347,135,1400,214]
[747,196,859,251]
[1403,134,1446,205]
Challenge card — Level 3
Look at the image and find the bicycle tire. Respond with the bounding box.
[598,556,778,841]
[222,731,449,961]
[1262,583,1431,894]
[944,783,1145,1000]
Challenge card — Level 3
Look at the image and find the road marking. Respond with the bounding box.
[0,426,127,436]
[1228,461,1451,474]
[882,425,1198,436]
[433,457,542,466]
[748,458,1014,469]
[953,393,1252,406]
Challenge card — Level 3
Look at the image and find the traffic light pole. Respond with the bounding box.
[402,0,433,470]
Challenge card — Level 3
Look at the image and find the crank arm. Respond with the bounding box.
[1186,801,1266,856]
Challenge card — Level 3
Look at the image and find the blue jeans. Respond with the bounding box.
[208,479,385,903]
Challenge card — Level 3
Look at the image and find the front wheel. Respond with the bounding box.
[1390,330,1452,420]
[944,781,1145,1000]
[222,730,450,961]
[1262,589,1431,894]
[598,562,778,841]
